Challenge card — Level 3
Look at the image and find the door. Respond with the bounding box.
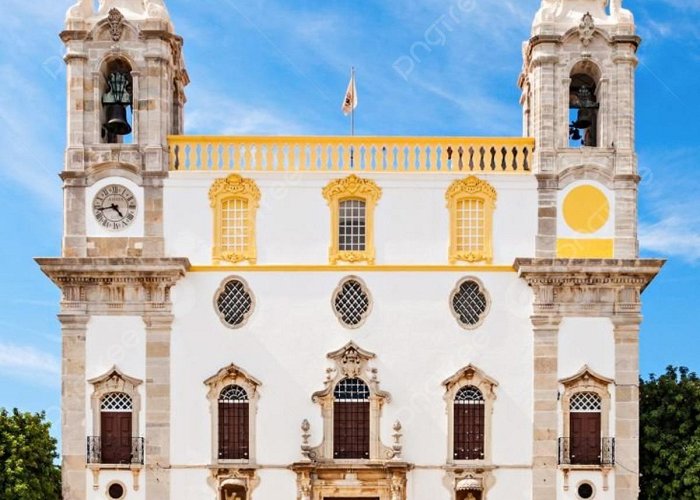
[570,412,601,465]
[101,411,132,464]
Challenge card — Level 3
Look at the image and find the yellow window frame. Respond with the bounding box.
[446,176,497,264]
[209,174,261,264]
[322,175,382,265]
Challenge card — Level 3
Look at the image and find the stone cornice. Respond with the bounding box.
[36,257,190,315]
[514,258,664,316]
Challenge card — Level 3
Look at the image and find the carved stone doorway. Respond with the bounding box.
[221,484,247,500]
[457,492,482,500]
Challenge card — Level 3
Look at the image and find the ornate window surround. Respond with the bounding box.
[560,365,613,448]
[450,277,491,330]
[204,363,262,465]
[209,174,261,265]
[88,366,143,446]
[443,364,498,466]
[322,175,382,265]
[445,176,497,264]
[331,275,373,329]
[213,276,256,329]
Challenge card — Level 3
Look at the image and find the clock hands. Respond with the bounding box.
[96,203,124,217]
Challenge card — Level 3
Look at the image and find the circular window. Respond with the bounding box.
[332,277,372,328]
[450,278,490,329]
[214,277,254,328]
[577,481,595,499]
[107,481,125,499]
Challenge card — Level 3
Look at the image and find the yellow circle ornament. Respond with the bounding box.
[562,185,610,234]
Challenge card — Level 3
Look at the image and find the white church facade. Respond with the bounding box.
[39,1,663,499]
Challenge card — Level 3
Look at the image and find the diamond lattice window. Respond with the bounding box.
[333,278,371,328]
[570,392,602,412]
[215,278,254,328]
[451,279,489,328]
[101,392,133,412]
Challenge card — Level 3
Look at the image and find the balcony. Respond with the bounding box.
[167,136,534,173]
[558,437,615,466]
[86,436,144,465]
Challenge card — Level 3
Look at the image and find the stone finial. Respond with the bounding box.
[391,420,403,460]
[66,0,93,20]
[300,419,312,459]
[145,0,171,21]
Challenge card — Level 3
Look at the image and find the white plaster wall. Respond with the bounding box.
[557,469,615,500]
[86,470,146,500]
[169,271,534,497]
[163,172,538,265]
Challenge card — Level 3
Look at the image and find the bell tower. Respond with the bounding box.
[61,0,188,258]
[520,0,639,259]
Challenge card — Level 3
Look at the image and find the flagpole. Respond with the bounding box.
[351,67,355,137]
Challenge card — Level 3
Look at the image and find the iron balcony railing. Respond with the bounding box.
[558,437,615,466]
[86,436,144,465]
[167,136,534,173]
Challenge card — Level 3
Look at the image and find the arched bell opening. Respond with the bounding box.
[100,58,133,144]
[569,61,601,148]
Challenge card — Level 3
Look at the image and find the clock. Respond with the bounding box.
[92,184,138,231]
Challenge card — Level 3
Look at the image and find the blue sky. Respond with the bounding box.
[0,0,698,447]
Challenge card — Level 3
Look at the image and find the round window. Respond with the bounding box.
[577,481,595,499]
[107,482,125,499]
[332,277,372,328]
[214,277,255,328]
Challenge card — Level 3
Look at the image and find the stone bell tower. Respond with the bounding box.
[61,0,188,259]
[516,3,663,500]
[520,0,640,260]
[38,2,190,500]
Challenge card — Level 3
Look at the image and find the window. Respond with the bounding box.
[454,386,485,460]
[559,366,614,467]
[209,174,261,264]
[218,385,250,460]
[450,278,490,329]
[214,277,254,328]
[332,277,372,328]
[443,365,498,464]
[204,363,261,465]
[106,481,126,499]
[323,175,382,265]
[446,176,497,264]
[577,481,596,499]
[87,367,143,466]
[333,378,371,459]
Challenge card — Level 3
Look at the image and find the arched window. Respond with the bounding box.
[446,176,497,264]
[323,175,382,265]
[333,378,370,459]
[218,385,250,460]
[209,174,261,264]
[101,58,133,144]
[454,386,485,460]
[100,392,133,464]
[569,392,602,465]
[568,61,602,148]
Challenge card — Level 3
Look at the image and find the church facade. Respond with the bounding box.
[39,1,663,499]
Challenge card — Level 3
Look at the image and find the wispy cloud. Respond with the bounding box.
[0,342,60,386]
[640,217,700,263]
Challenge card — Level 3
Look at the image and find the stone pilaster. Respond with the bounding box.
[58,313,89,500]
[531,314,561,500]
[613,316,642,500]
[143,313,174,498]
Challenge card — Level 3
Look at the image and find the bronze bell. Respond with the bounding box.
[572,107,594,130]
[104,103,132,136]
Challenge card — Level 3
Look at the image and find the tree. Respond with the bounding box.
[0,408,61,500]
[640,366,700,499]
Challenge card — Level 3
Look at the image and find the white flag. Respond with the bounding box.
[341,71,358,116]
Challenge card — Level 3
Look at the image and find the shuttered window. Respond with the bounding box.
[333,378,370,459]
[454,386,485,460]
[218,385,249,460]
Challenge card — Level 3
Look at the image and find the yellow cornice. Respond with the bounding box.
[189,264,515,273]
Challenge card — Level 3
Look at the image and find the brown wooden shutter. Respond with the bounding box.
[101,412,132,464]
[570,412,601,465]
[218,401,249,460]
[333,401,370,459]
[454,393,485,460]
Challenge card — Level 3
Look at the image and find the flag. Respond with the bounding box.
[341,70,358,116]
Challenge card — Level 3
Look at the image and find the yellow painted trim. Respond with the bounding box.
[556,239,614,258]
[189,265,515,273]
[446,176,497,264]
[322,175,382,265]
[209,174,260,265]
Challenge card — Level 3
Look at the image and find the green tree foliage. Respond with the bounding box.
[0,408,61,500]
[640,366,700,499]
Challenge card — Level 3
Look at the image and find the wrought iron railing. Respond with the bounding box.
[86,436,144,465]
[558,437,615,466]
[167,136,534,173]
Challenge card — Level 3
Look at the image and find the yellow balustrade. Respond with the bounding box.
[167,136,535,173]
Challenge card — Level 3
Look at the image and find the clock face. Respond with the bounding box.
[92,184,137,231]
